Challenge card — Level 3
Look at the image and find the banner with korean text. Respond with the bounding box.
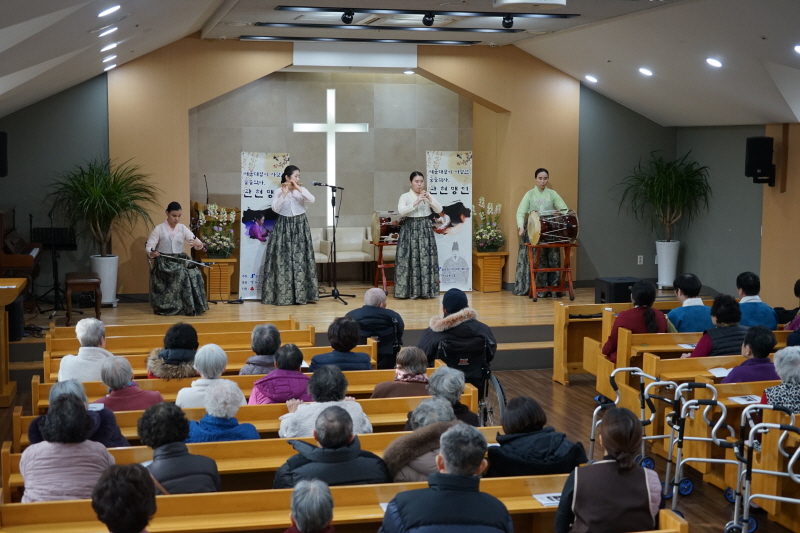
[239,152,289,299]
[426,151,473,292]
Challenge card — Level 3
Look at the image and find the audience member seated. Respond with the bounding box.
[92,464,156,533]
[279,366,373,438]
[737,271,778,329]
[147,322,200,380]
[371,347,430,399]
[379,424,513,533]
[781,279,800,331]
[187,379,260,443]
[403,366,477,430]
[309,317,372,371]
[57,318,114,382]
[383,398,456,482]
[273,405,390,488]
[684,295,749,358]
[722,325,779,384]
[138,402,220,494]
[30,380,128,448]
[240,324,281,375]
[417,288,497,369]
[666,273,713,333]
[93,357,164,412]
[176,343,246,408]
[762,346,800,412]
[602,280,667,363]
[345,287,405,369]
[789,329,800,347]
[250,343,312,405]
[20,395,115,502]
[555,407,661,533]
[486,396,586,477]
[286,479,336,533]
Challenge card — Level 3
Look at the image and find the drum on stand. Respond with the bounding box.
[371,211,405,243]
[526,210,579,245]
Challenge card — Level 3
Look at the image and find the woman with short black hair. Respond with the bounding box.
[92,464,156,533]
[684,294,749,358]
[137,402,221,494]
[487,396,586,477]
[20,395,115,502]
[309,317,372,371]
[147,322,200,379]
[145,202,208,316]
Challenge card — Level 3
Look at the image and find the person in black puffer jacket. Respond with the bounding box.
[137,402,220,494]
[487,396,586,477]
[273,405,390,489]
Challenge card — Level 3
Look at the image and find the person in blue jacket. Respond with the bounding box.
[736,271,778,329]
[667,273,713,332]
[309,317,372,371]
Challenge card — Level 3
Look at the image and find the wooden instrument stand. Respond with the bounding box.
[525,242,578,302]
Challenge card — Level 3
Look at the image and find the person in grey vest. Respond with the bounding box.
[682,294,749,358]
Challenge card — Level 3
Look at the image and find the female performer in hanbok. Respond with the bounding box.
[261,165,319,306]
[395,171,442,299]
[146,202,208,315]
[513,168,569,298]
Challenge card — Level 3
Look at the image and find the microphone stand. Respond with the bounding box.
[41,207,73,319]
[316,184,354,305]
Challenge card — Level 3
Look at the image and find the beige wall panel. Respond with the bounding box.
[418,45,580,283]
[761,123,800,307]
[108,35,292,293]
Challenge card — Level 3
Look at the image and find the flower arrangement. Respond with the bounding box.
[197,204,237,257]
[473,197,505,252]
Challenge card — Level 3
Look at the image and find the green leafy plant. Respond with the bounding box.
[47,158,161,256]
[617,151,712,241]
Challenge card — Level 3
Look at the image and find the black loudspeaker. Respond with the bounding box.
[745,136,773,178]
[595,277,639,304]
[0,131,7,177]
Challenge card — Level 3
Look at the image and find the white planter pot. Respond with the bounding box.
[90,255,119,306]
[655,240,680,289]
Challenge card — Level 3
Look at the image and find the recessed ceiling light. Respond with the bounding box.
[585,75,597,83]
[706,58,722,68]
[639,68,653,76]
[404,70,415,74]
[100,43,118,52]
[795,45,800,54]
[103,55,117,63]
[99,6,121,17]
[99,27,118,37]
[104,64,117,71]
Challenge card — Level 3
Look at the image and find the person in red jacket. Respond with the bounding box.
[602,280,667,363]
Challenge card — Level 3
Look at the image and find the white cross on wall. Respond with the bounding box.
[293,89,370,226]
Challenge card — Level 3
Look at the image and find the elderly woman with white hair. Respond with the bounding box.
[762,346,800,411]
[404,365,478,430]
[288,479,335,533]
[175,344,246,409]
[29,380,128,448]
[57,318,114,382]
[240,324,281,375]
[92,357,164,412]
[186,379,260,443]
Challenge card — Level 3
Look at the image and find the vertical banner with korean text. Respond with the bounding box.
[240,152,289,298]
[426,151,473,292]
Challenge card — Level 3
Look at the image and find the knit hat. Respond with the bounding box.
[442,288,468,314]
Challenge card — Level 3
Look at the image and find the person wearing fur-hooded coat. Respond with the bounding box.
[417,288,497,368]
[383,420,457,482]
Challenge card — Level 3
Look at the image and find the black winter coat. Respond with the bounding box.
[273,436,391,488]
[486,427,587,477]
[146,442,221,494]
[417,308,497,368]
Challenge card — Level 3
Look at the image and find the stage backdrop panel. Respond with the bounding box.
[239,152,289,298]
[427,150,473,292]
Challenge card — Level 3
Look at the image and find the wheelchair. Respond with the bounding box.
[436,337,507,427]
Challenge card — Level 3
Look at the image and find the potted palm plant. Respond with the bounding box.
[617,151,712,288]
[48,158,160,305]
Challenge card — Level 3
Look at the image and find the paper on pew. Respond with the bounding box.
[379,503,389,511]
[728,395,762,405]
[301,361,309,369]
[709,367,731,378]
[678,343,698,349]
[533,493,561,507]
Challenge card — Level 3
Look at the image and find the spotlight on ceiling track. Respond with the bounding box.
[341,9,354,24]
[422,11,435,26]
[502,15,514,29]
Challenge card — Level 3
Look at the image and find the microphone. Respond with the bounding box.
[311,181,344,189]
[204,174,210,208]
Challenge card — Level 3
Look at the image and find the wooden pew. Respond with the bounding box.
[0,475,575,533]
[30,361,459,415]
[44,338,379,382]
[1,427,505,503]
[47,317,299,340]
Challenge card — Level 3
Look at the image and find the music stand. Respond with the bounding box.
[33,214,77,319]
